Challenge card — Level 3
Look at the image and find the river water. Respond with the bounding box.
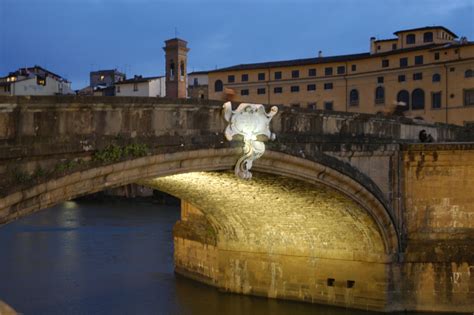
[0,199,445,315]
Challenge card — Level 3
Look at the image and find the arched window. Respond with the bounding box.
[169,60,175,80]
[397,90,410,108]
[406,34,416,44]
[465,69,473,78]
[214,80,223,92]
[412,89,425,110]
[432,73,441,82]
[349,89,359,106]
[180,61,185,81]
[423,32,433,43]
[375,86,385,104]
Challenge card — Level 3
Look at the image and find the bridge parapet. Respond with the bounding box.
[0,96,471,149]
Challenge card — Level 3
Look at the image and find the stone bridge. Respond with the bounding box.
[0,96,473,313]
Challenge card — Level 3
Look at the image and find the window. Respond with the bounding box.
[241,74,248,82]
[324,83,333,90]
[450,67,455,72]
[434,52,440,60]
[291,85,300,93]
[432,92,442,109]
[400,57,408,68]
[465,69,473,78]
[291,103,300,108]
[375,86,385,104]
[170,60,175,79]
[413,72,423,80]
[274,87,282,94]
[133,83,138,91]
[349,89,359,106]
[397,90,410,107]
[292,70,299,78]
[180,61,185,80]
[325,67,333,76]
[337,66,345,74]
[406,34,416,44]
[392,43,397,50]
[193,78,199,86]
[398,75,406,82]
[228,75,235,83]
[214,80,223,92]
[308,69,316,77]
[307,102,316,110]
[351,64,357,71]
[424,32,433,43]
[382,59,389,68]
[307,84,316,91]
[432,73,441,82]
[377,45,381,50]
[465,89,474,106]
[324,102,333,111]
[116,85,120,93]
[258,73,265,81]
[377,76,384,84]
[36,76,46,86]
[412,89,425,110]
[257,88,266,95]
[415,55,424,65]
[274,71,282,80]
[240,89,249,96]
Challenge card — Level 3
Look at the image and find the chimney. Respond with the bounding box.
[370,37,377,54]
[318,50,323,58]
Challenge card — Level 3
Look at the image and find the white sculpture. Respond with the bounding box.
[223,101,278,179]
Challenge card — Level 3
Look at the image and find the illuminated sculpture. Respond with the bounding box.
[223,101,278,179]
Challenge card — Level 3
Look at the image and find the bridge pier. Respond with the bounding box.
[173,201,391,311]
[146,173,393,312]
[173,198,474,313]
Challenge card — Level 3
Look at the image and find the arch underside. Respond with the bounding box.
[0,148,399,259]
[141,171,387,263]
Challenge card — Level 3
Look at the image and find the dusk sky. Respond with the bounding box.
[1,0,473,90]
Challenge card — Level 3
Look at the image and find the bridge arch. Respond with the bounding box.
[0,148,399,259]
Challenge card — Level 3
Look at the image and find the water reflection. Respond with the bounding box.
[0,199,447,315]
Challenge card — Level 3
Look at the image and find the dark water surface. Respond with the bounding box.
[0,200,447,315]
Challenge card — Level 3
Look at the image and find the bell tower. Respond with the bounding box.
[163,38,189,99]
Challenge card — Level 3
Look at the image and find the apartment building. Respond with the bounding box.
[208,26,474,125]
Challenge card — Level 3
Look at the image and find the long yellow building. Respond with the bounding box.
[208,26,474,126]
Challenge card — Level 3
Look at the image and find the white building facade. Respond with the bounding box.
[0,66,73,96]
[188,71,208,87]
[115,76,165,97]
[187,71,209,100]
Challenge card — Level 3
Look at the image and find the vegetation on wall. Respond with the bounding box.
[2,143,150,194]
[92,143,149,163]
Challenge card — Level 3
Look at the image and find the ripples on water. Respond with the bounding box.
[0,199,447,315]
